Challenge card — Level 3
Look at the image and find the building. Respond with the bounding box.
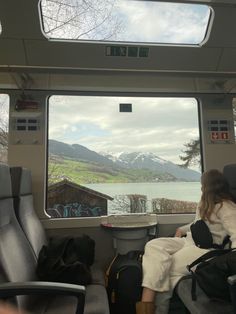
[47,179,113,218]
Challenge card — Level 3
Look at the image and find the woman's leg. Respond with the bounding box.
[136,237,185,314]
[142,237,185,294]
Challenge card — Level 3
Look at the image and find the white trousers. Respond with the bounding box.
[142,237,209,292]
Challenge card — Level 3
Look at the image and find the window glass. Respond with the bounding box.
[0,94,9,164]
[47,96,202,218]
[233,98,236,142]
[40,0,211,45]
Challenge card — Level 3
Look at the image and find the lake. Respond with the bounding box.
[85,182,201,214]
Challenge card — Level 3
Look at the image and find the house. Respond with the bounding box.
[47,179,113,218]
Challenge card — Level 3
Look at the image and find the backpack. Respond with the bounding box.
[37,235,95,285]
[190,219,230,249]
[106,250,143,314]
[187,249,236,301]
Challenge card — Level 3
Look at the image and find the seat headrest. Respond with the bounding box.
[0,163,12,199]
[10,167,32,197]
[223,164,236,188]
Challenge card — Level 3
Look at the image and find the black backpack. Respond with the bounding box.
[187,249,236,301]
[106,250,143,314]
[190,219,230,249]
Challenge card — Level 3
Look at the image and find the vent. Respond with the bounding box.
[106,46,149,58]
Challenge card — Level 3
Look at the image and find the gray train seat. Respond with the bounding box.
[223,163,236,201]
[175,164,236,314]
[10,166,109,314]
[0,163,85,314]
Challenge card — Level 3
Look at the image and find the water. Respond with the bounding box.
[85,182,201,214]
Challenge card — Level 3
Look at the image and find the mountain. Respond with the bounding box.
[49,139,115,167]
[102,151,201,181]
[49,140,201,182]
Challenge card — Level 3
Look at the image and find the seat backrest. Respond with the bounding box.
[223,164,236,202]
[10,166,48,258]
[0,163,38,308]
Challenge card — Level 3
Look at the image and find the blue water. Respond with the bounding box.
[85,182,201,214]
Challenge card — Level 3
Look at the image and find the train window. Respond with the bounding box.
[40,1,211,45]
[0,94,9,164]
[233,98,236,141]
[47,96,202,218]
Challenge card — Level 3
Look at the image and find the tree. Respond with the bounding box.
[0,95,9,163]
[41,0,123,40]
[179,102,236,168]
[179,138,200,168]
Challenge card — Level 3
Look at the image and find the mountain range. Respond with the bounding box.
[49,139,201,182]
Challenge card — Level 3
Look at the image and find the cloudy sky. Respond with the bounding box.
[49,96,200,165]
[42,0,210,44]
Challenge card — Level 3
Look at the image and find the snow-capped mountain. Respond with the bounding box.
[49,140,201,181]
[101,151,200,181]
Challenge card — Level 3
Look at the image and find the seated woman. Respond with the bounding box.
[136,169,236,314]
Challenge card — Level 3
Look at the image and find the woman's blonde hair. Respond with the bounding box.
[199,169,233,221]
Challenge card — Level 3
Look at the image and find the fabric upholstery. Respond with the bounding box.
[0,164,79,313]
[223,164,236,201]
[0,163,12,199]
[9,166,110,314]
[176,277,233,314]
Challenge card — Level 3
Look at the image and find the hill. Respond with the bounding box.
[48,140,201,184]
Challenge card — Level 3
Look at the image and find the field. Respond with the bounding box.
[48,156,175,185]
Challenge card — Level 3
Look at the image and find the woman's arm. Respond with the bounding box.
[218,201,236,248]
[175,205,200,237]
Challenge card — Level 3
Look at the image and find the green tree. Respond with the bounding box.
[179,138,200,168]
[180,102,236,168]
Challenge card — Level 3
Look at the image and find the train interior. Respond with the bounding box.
[0,0,236,313]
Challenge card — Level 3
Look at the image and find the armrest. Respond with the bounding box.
[0,281,86,313]
[228,275,236,285]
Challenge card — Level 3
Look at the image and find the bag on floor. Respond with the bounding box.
[187,248,236,301]
[106,250,143,314]
[37,235,95,285]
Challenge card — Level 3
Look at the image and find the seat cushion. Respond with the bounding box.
[84,285,110,314]
[91,264,105,286]
[176,277,233,314]
[28,295,78,314]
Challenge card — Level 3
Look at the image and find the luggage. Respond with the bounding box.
[106,250,143,314]
[187,249,236,301]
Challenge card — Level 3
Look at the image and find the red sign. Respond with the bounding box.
[211,132,219,140]
[211,132,229,141]
[221,132,229,140]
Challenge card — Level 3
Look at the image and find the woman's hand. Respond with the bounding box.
[0,302,28,314]
[175,228,185,237]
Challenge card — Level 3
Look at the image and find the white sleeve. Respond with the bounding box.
[217,201,236,248]
[179,205,200,234]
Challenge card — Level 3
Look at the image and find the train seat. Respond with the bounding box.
[0,163,85,314]
[223,163,236,201]
[10,166,109,314]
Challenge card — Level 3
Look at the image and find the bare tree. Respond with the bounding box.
[41,0,124,40]
[0,95,9,163]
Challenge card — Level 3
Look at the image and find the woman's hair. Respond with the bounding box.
[199,169,233,221]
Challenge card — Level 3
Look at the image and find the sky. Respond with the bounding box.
[49,96,200,166]
[41,0,211,44]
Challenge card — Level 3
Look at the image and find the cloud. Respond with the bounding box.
[49,95,200,164]
[42,0,210,44]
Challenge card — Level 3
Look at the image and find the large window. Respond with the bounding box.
[0,94,9,164]
[47,96,202,218]
[40,0,211,45]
